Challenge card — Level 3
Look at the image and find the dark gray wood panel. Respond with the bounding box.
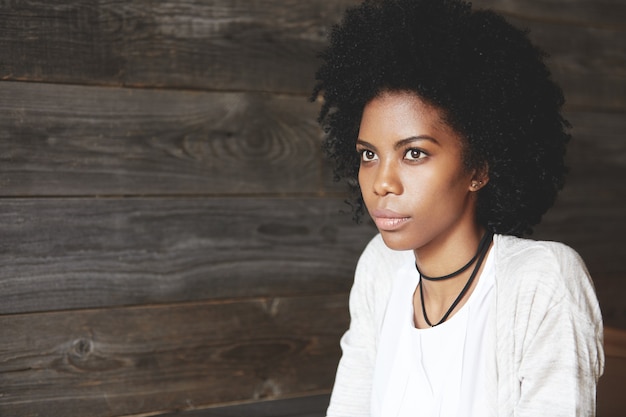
[597,327,626,417]
[522,22,626,111]
[3,0,622,110]
[0,81,326,196]
[472,0,626,112]
[0,197,376,315]
[0,0,356,94]
[159,394,330,417]
[467,3,626,112]
[0,294,348,417]
[473,0,626,27]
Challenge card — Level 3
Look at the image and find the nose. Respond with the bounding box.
[372,160,402,196]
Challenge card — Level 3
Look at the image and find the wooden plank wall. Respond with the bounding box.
[0,2,371,416]
[0,1,624,416]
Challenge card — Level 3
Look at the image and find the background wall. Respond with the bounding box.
[0,1,624,416]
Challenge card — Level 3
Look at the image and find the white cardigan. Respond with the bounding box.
[327,234,605,417]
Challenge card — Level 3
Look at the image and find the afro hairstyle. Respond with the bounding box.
[312,0,570,236]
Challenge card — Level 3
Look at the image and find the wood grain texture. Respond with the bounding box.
[0,0,356,94]
[0,294,348,417]
[519,21,625,111]
[158,394,330,417]
[0,2,624,417]
[0,81,334,196]
[2,0,623,110]
[470,0,626,112]
[472,0,626,28]
[148,327,626,417]
[0,196,376,315]
[0,96,626,327]
[597,327,626,417]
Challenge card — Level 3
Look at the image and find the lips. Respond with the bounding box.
[370,209,410,231]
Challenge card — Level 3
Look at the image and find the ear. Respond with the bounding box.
[469,164,489,192]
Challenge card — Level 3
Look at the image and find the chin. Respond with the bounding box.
[378,231,416,252]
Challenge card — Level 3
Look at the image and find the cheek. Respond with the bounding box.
[358,169,379,210]
[403,170,467,205]
[399,170,432,194]
[357,166,370,191]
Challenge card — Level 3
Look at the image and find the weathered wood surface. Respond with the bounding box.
[0,190,621,325]
[8,317,617,417]
[0,197,376,315]
[0,80,621,197]
[2,87,624,324]
[0,294,348,417]
[159,394,330,417]
[0,81,343,196]
[597,327,626,417]
[473,0,626,27]
[151,325,626,417]
[0,0,624,415]
[0,0,356,94]
[1,1,624,110]
[154,327,626,417]
[512,20,625,111]
[471,0,626,112]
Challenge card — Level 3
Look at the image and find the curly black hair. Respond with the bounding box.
[312,0,570,236]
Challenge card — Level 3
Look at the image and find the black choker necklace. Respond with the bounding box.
[415,230,492,281]
[417,231,493,327]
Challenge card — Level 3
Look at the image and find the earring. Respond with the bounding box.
[471,180,483,190]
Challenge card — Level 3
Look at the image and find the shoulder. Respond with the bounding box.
[494,234,590,287]
[494,234,586,269]
[493,234,601,324]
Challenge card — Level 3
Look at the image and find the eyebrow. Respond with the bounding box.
[356,135,440,151]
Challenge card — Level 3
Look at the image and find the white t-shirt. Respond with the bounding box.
[371,251,495,417]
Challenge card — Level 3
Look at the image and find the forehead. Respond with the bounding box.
[359,91,459,142]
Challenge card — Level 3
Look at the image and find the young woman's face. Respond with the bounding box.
[357,91,481,252]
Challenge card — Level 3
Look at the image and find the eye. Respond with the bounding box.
[360,149,378,162]
[404,148,427,161]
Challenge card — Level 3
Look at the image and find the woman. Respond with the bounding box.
[312,0,604,416]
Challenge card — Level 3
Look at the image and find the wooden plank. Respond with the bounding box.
[4,83,623,199]
[0,192,620,325]
[0,294,348,417]
[1,1,623,110]
[0,196,376,315]
[0,81,327,196]
[0,0,356,94]
[598,354,626,417]
[466,3,626,111]
[471,0,626,111]
[597,327,626,417]
[521,22,626,111]
[158,394,330,417]
[472,0,626,28]
[604,327,626,359]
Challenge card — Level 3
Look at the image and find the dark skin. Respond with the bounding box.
[356,90,491,328]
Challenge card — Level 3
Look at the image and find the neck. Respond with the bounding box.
[414,223,485,279]
[414,229,493,327]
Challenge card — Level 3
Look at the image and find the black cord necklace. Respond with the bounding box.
[416,231,493,327]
